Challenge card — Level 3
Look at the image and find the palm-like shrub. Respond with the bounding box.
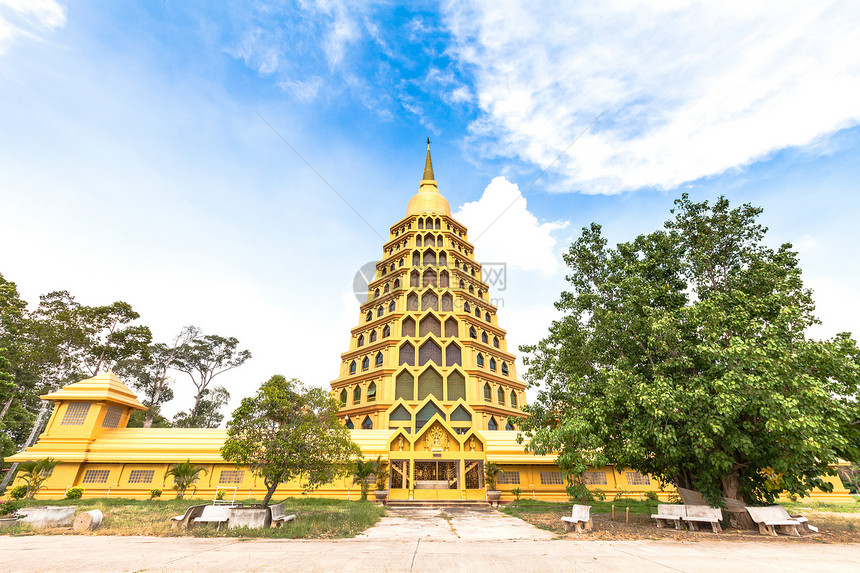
[484,463,503,491]
[164,460,207,499]
[18,458,59,499]
[352,458,376,500]
[374,457,389,492]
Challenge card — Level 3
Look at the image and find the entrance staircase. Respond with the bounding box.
[385,499,492,509]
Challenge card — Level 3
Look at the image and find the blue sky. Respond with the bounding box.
[1,1,859,416]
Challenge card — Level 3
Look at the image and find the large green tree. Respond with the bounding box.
[173,334,250,427]
[517,195,860,505]
[221,375,360,507]
[116,326,200,428]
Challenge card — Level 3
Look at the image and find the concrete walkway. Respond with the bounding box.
[1,507,858,572]
[356,506,555,540]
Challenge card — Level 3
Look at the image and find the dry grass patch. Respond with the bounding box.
[2,497,384,539]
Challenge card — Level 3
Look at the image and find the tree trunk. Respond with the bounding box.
[0,395,13,419]
[0,400,52,492]
[262,482,279,507]
[721,472,741,501]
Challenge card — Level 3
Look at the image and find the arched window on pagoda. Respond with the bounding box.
[399,342,415,366]
[501,362,509,376]
[485,312,491,322]
[440,292,453,311]
[510,389,517,407]
[496,385,504,403]
[423,250,436,266]
[488,417,498,431]
[469,326,477,339]
[416,235,423,247]
[438,252,447,266]
[366,311,373,322]
[481,331,488,344]
[389,300,396,312]
[476,353,484,367]
[440,271,449,288]
[412,252,420,266]
[345,418,354,429]
[459,279,465,289]
[447,371,466,401]
[362,416,373,429]
[375,352,383,367]
[418,218,424,229]
[367,382,377,402]
[445,318,458,337]
[425,234,435,247]
[478,289,483,298]
[422,269,437,287]
[455,259,460,268]
[401,317,416,337]
[394,278,400,288]
[505,421,514,431]
[407,292,419,311]
[410,270,420,287]
[340,389,347,405]
[419,339,442,366]
[353,386,362,404]
[362,357,370,371]
[383,283,390,294]
[349,361,357,375]
[468,285,474,294]
[395,370,414,400]
[493,336,499,348]
[475,307,480,318]
[382,325,391,338]
[419,314,441,337]
[374,288,380,298]
[377,306,384,318]
[445,343,461,366]
[370,330,378,343]
[464,302,471,313]
[490,357,497,372]
[357,334,365,347]
[434,218,441,230]
[399,258,404,267]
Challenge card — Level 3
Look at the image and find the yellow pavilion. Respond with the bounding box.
[4,147,851,503]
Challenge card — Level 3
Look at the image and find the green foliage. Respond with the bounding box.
[352,458,376,500]
[517,194,860,506]
[837,463,860,494]
[17,458,59,498]
[374,457,389,492]
[216,489,225,500]
[65,486,84,499]
[221,375,360,507]
[592,488,606,501]
[645,491,659,502]
[173,334,251,428]
[164,460,207,499]
[149,488,162,499]
[0,498,24,516]
[512,487,522,500]
[484,462,503,490]
[9,485,27,499]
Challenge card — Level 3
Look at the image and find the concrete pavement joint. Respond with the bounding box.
[410,538,421,571]
[605,543,688,572]
[142,538,245,571]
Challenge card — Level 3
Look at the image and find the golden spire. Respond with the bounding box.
[422,138,435,182]
[407,139,450,216]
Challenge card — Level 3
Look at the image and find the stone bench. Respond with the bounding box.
[269,503,296,527]
[169,504,207,529]
[191,505,234,530]
[746,506,809,536]
[682,506,722,533]
[651,504,686,530]
[18,506,76,529]
[561,504,592,533]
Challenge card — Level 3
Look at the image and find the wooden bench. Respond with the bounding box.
[745,506,804,536]
[269,504,296,527]
[169,504,207,529]
[651,504,686,530]
[682,506,722,533]
[191,505,234,530]
[561,504,592,533]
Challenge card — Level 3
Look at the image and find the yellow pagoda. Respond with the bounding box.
[4,147,852,503]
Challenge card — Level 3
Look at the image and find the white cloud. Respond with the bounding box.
[0,0,65,55]
[443,0,860,193]
[454,176,567,274]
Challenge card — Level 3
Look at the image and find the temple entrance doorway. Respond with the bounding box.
[413,460,459,500]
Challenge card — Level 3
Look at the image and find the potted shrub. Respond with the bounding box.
[373,457,389,504]
[0,499,24,530]
[485,463,503,506]
[352,457,376,501]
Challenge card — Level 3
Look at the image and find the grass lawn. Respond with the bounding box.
[501,498,860,542]
[1,497,384,539]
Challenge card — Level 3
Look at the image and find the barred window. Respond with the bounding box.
[102,405,124,428]
[128,469,154,484]
[584,471,608,485]
[82,469,110,484]
[62,402,91,426]
[626,471,651,486]
[540,471,564,485]
[219,470,244,484]
[497,471,521,485]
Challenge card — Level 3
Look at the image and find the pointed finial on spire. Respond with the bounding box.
[422,139,435,182]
